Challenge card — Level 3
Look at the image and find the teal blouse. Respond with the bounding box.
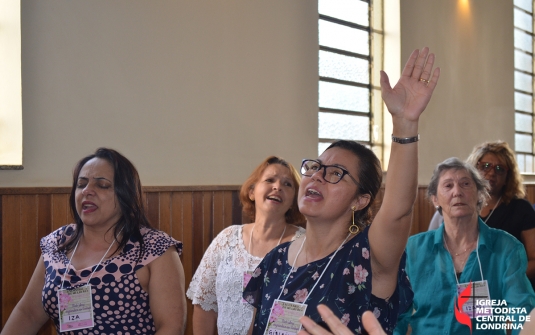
[394,219,535,335]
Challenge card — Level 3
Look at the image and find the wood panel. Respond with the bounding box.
[0,187,243,335]
[2,184,533,334]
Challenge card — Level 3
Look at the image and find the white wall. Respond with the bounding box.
[0,0,318,186]
[0,0,517,187]
[401,0,515,184]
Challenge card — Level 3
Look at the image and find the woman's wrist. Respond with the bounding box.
[391,119,419,139]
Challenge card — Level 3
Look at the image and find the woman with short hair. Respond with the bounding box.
[395,157,535,335]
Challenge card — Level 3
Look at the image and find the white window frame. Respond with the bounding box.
[0,0,23,169]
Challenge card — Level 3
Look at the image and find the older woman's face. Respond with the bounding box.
[432,168,479,221]
[249,163,296,219]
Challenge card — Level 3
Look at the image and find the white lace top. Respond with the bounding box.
[186,224,305,335]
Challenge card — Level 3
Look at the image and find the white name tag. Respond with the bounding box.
[58,285,95,332]
[264,299,307,335]
[457,280,492,319]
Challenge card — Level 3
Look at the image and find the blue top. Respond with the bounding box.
[394,219,535,335]
[244,225,413,335]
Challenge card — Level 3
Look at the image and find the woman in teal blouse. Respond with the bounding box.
[394,157,535,335]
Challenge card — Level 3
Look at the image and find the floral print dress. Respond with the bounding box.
[243,226,413,335]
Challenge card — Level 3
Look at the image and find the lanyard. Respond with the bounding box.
[443,233,484,289]
[277,233,351,303]
[60,232,120,290]
[482,196,501,224]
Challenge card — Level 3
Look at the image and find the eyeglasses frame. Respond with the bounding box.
[300,159,360,186]
[476,161,508,176]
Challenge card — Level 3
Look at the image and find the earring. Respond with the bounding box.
[250,196,254,202]
[349,206,360,235]
[435,206,439,210]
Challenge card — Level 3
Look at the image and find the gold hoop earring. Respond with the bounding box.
[349,206,360,235]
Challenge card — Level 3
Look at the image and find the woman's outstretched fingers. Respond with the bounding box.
[298,315,327,335]
[419,52,435,82]
[411,47,429,80]
[362,311,387,335]
[298,306,388,335]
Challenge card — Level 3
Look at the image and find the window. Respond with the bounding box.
[0,0,23,169]
[514,0,534,173]
[318,0,384,162]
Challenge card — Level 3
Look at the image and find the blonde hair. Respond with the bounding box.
[466,141,525,204]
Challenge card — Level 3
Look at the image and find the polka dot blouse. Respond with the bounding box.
[40,224,182,335]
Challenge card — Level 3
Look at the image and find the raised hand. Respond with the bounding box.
[380,47,440,122]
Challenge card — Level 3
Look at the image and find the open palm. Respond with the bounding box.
[380,47,440,122]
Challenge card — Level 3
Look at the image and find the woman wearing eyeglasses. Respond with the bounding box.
[428,141,535,289]
[186,156,305,335]
[243,47,440,335]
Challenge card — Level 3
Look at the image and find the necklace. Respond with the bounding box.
[444,239,476,256]
[248,223,287,255]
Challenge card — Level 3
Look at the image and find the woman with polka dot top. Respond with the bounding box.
[1,148,186,335]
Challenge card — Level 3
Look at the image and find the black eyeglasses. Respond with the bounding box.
[300,159,359,186]
[476,161,508,176]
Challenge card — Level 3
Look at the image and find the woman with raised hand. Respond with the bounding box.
[243,47,440,335]
[1,148,186,335]
[187,156,305,335]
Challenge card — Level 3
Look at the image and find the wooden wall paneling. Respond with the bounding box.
[232,190,244,224]
[158,192,172,235]
[203,192,213,250]
[51,194,72,230]
[212,190,235,238]
[2,195,21,325]
[410,187,434,236]
[224,191,235,228]
[170,192,184,245]
[181,192,194,281]
[192,192,205,271]
[37,195,52,250]
[20,195,39,291]
[525,184,535,204]
[36,194,56,335]
[180,191,194,335]
[146,192,160,230]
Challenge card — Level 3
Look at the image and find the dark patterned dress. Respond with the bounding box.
[243,226,412,335]
[40,224,182,335]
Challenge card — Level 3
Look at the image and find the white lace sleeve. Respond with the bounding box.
[186,226,235,312]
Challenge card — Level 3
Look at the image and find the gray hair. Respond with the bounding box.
[427,157,490,214]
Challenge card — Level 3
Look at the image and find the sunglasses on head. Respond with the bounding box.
[476,161,508,176]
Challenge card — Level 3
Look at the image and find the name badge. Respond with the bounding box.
[456,280,492,319]
[58,285,95,332]
[242,271,254,304]
[264,299,307,335]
